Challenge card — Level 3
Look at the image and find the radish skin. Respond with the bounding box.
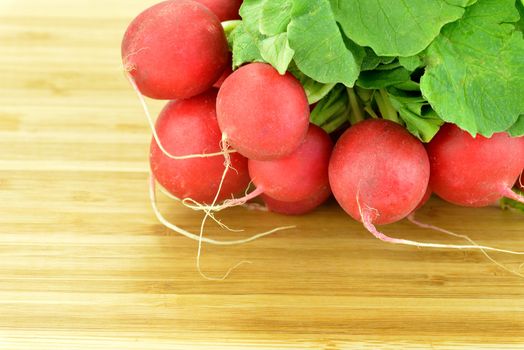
[217,63,310,160]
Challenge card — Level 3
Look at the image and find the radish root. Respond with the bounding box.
[355,189,524,253]
[355,189,524,277]
[156,175,245,232]
[181,179,264,213]
[405,212,524,255]
[195,136,251,280]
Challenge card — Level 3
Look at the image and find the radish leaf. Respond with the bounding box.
[420,0,524,136]
[288,0,361,86]
[332,0,469,56]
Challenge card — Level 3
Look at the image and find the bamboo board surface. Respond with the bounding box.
[1,1,524,349]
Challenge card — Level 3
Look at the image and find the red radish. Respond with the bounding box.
[329,119,524,266]
[329,119,430,225]
[217,63,310,160]
[327,119,512,253]
[150,89,250,203]
[262,187,331,216]
[194,0,242,21]
[122,0,228,100]
[427,123,524,207]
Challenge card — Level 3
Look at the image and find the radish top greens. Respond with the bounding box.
[226,0,524,140]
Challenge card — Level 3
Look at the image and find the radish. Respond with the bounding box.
[328,120,524,264]
[217,63,310,160]
[122,0,228,100]
[261,187,331,216]
[427,124,524,207]
[194,0,242,21]
[150,89,250,203]
[329,119,430,226]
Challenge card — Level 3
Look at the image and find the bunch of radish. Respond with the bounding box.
[122,0,524,276]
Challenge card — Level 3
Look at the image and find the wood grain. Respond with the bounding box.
[1,1,523,349]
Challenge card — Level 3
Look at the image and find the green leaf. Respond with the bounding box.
[222,20,242,37]
[228,23,263,69]
[239,0,266,35]
[341,35,367,69]
[310,84,349,132]
[392,80,420,92]
[331,0,468,56]
[360,48,396,71]
[399,55,422,71]
[235,0,295,74]
[356,68,411,89]
[287,64,336,104]
[399,109,443,143]
[259,0,293,36]
[374,62,403,71]
[287,0,361,86]
[444,0,478,6]
[516,0,524,32]
[388,93,444,142]
[420,0,524,136]
[258,33,295,74]
[508,115,524,137]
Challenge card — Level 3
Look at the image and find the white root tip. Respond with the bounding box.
[197,260,253,281]
[407,212,524,278]
[242,202,269,212]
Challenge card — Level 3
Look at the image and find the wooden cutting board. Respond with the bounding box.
[1,1,523,348]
